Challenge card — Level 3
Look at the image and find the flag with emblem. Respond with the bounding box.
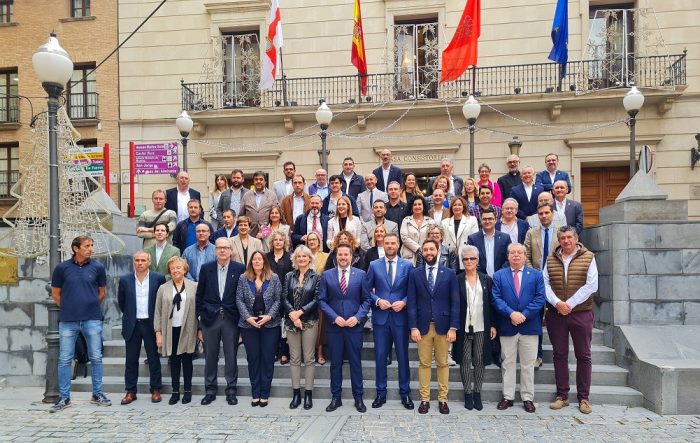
[548,0,568,78]
[440,0,481,83]
[260,0,283,91]
[351,0,368,95]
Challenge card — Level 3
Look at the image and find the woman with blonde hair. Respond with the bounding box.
[266,230,293,365]
[154,256,198,405]
[326,196,361,250]
[363,224,388,266]
[306,231,329,365]
[462,178,479,206]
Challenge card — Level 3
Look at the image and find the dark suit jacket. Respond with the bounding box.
[366,257,412,326]
[467,231,512,275]
[510,183,545,219]
[535,169,572,193]
[453,271,495,366]
[321,193,359,218]
[117,272,166,342]
[427,175,464,197]
[407,265,460,335]
[560,198,584,234]
[211,225,239,242]
[491,265,546,336]
[195,260,246,327]
[497,172,522,202]
[341,172,366,199]
[496,219,530,244]
[372,165,403,192]
[165,187,203,218]
[318,267,371,331]
[292,211,329,250]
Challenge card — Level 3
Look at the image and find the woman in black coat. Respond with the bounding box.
[267,231,293,364]
[453,245,497,412]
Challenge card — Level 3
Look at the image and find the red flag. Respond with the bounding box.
[260,0,283,91]
[440,0,481,83]
[351,0,368,95]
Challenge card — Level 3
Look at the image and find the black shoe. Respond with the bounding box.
[326,397,342,412]
[201,394,216,405]
[182,391,191,404]
[354,398,367,413]
[226,394,238,405]
[259,399,268,408]
[473,392,483,411]
[303,391,313,410]
[401,396,414,410]
[168,392,180,405]
[371,396,386,409]
[251,399,260,407]
[290,389,302,409]
[464,392,474,410]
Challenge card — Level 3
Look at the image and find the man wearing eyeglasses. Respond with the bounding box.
[195,238,246,406]
[467,208,512,277]
[181,224,215,282]
[497,154,522,200]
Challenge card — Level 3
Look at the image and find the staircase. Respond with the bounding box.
[73,327,643,406]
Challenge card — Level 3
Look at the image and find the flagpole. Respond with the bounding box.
[471,65,476,96]
[557,64,563,92]
[280,47,288,106]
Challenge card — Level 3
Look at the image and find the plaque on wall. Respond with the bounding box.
[0,248,18,285]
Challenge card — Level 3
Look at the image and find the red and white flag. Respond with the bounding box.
[440,0,480,83]
[260,0,283,91]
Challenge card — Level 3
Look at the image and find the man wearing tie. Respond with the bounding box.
[407,239,460,415]
[319,244,372,413]
[196,237,246,406]
[366,234,414,410]
[118,251,167,404]
[357,174,388,223]
[292,195,329,250]
[491,243,546,413]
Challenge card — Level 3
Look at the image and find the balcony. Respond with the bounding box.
[182,53,687,111]
[67,91,99,123]
[0,95,19,128]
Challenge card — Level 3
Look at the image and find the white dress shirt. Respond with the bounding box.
[154,242,166,265]
[382,167,390,189]
[135,272,150,319]
[543,249,598,309]
[524,184,533,201]
[465,277,484,332]
[483,232,495,276]
[170,286,187,327]
[176,189,190,222]
[292,195,305,221]
[499,220,519,244]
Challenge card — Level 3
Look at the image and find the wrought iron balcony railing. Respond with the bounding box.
[67,91,99,120]
[0,96,19,123]
[182,53,687,111]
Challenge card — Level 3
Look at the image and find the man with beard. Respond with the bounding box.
[384,181,407,227]
[292,195,329,250]
[497,154,522,200]
[360,200,398,252]
[239,171,279,236]
[408,239,460,415]
[217,169,248,222]
[272,161,299,202]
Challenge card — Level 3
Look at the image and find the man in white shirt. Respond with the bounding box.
[281,174,310,229]
[527,192,567,229]
[166,171,202,223]
[543,226,598,415]
[509,166,544,220]
[272,161,298,202]
[357,174,388,222]
[498,198,528,245]
[340,157,366,199]
[553,180,584,234]
[372,149,403,192]
[429,189,449,224]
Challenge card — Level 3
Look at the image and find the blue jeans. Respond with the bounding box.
[58,320,103,399]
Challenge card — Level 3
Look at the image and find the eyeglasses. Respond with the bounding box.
[215,246,231,250]
[462,257,478,262]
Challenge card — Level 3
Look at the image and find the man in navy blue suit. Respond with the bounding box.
[408,239,460,415]
[468,207,512,277]
[491,243,546,413]
[535,153,572,193]
[319,244,372,413]
[292,195,329,250]
[117,251,167,405]
[509,166,544,220]
[196,237,246,406]
[366,234,414,410]
[372,149,403,192]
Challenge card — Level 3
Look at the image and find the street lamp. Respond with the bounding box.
[623,86,644,177]
[462,95,481,178]
[508,136,523,157]
[176,111,193,171]
[315,100,333,171]
[32,32,73,403]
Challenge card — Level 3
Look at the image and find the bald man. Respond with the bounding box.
[372,149,403,192]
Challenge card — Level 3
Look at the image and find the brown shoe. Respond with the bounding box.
[438,401,450,415]
[151,390,162,403]
[549,396,570,410]
[496,398,514,410]
[418,401,430,414]
[523,400,536,413]
[579,400,592,414]
[121,392,137,405]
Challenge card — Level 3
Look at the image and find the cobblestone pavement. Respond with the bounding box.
[0,387,698,442]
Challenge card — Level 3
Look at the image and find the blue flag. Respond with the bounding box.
[548,0,568,78]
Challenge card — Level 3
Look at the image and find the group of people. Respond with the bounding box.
[50,149,596,416]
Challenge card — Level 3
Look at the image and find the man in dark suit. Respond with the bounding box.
[407,239,460,415]
[468,208,512,277]
[497,154,522,200]
[427,158,464,196]
[366,234,414,410]
[509,166,544,220]
[319,243,372,413]
[535,153,572,193]
[373,149,403,192]
[340,157,366,199]
[497,198,530,244]
[172,199,213,253]
[211,209,239,242]
[195,237,246,406]
[117,251,167,405]
[292,195,329,250]
[216,169,248,221]
[166,170,203,222]
[553,180,584,234]
[491,243,546,413]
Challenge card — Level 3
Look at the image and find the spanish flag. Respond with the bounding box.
[351,0,368,95]
[440,0,481,83]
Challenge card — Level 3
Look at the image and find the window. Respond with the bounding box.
[67,64,97,120]
[222,31,260,107]
[0,69,19,123]
[71,0,91,18]
[393,18,439,99]
[0,0,13,24]
[0,143,19,198]
[588,3,635,88]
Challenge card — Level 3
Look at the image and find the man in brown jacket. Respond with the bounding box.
[280,174,310,229]
[543,226,598,415]
[239,171,279,236]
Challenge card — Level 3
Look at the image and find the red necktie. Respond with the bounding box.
[340,269,348,295]
[513,269,521,298]
[312,215,318,232]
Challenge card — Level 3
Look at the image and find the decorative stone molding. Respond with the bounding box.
[204,0,271,14]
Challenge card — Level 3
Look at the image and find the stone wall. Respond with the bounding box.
[581,220,700,346]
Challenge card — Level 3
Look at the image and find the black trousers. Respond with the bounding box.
[170,327,193,392]
[124,319,162,393]
[201,314,240,396]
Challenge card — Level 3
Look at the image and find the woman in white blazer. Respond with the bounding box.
[400,195,436,264]
[441,196,479,269]
[326,196,362,250]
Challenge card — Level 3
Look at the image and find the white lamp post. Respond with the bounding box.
[462,95,481,178]
[175,110,193,171]
[315,100,333,171]
[623,86,645,177]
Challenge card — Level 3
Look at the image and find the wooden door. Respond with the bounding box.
[580,166,630,226]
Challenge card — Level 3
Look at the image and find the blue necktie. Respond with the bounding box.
[542,227,550,269]
[428,266,435,293]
